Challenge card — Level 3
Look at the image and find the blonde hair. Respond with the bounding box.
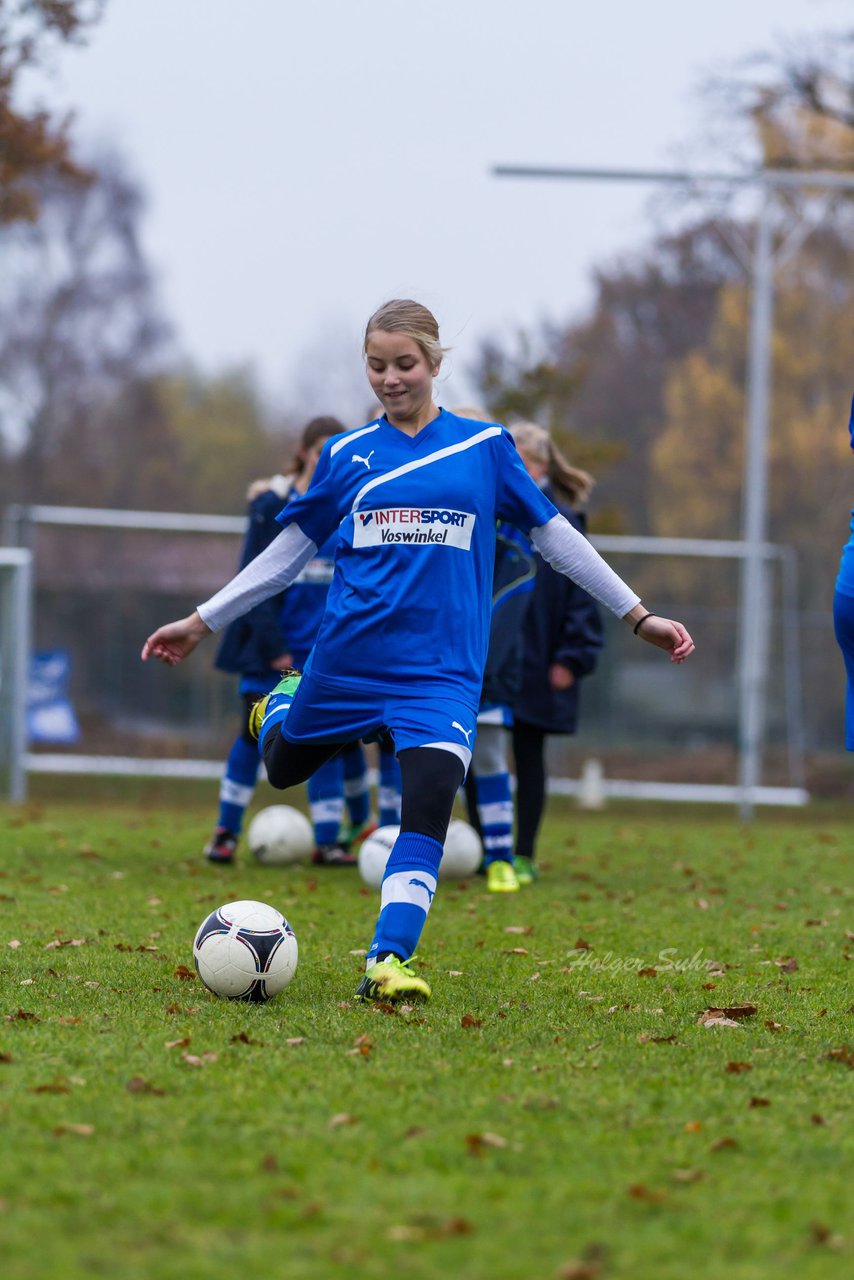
[451,404,494,423]
[509,420,594,508]
[364,299,448,369]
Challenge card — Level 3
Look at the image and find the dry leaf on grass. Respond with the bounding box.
[126,1077,165,1096]
[465,1132,508,1154]
[328,1112,358,1128]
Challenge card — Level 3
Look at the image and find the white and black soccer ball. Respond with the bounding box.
[193,899,298,1002]
[247,805,313,865]
[358,825,400,889]
[441,819,483,878]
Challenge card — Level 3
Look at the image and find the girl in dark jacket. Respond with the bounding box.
[509,422,604,881]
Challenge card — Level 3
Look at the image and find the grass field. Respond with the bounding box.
[1,778,852,1280]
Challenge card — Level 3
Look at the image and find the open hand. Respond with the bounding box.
[141,612,211,666]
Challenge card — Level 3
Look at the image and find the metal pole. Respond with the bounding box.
[736,188,774,819]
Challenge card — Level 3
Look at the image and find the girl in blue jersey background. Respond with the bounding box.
[832,396,854,749]
[144,299,695,1005]
[204,415,401,865]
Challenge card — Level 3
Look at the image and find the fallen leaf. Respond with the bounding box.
[126,1077,165,1096]
[460,1014,482,1029]
[748,1096,771,1108]
[5,1009,38,1022]
[465,1131,507,1154]
[260,1153,278,1172]
[173,965,196,981]
[53,1123,94,1137]
[286,1037,305,1047]
[328,1113,358,1128]
[810,1113,826,1125]
[557,1263,602,1280]
[709,1136,739,1151]
[725,1061,753,1074]
[180,1052,217,1067]
[504,926,533,935]
[671,1168,706,1183]
[165,1037,190,1050]
[826,1045,854,1068]
[775,957,799,972]
[6,940,21,949]
[627,1183,667,1203]
[697,1012,740,1028]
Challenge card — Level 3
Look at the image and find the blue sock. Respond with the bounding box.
[218,735,259,834]
[367,831,442,964]
[306,756,345,846]
[342,743,370,828]
[474,771,514,865]
[379,748,402,827]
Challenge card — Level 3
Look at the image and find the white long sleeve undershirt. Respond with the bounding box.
[197,522,318,633]
[531,514,640,617]
[196,511,640,637]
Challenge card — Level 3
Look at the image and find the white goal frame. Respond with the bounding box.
[3,505,808,811]
[0,548,33,803]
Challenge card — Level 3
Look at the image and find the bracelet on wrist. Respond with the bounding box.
[633,611,656,635]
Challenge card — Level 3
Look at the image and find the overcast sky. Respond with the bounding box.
[33,0,851,420]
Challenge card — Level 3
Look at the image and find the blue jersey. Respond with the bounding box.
[275,410,556,706]
[835,396,854,599]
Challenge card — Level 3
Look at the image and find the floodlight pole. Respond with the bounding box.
[491,163,854,818]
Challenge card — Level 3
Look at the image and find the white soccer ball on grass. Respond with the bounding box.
[193,899,298,1002]
[358,824,400,888]
[357,818,483,887]
[247,804,313,865]
[441,819,483,878]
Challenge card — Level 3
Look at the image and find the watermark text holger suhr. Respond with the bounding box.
[566,947,716,974]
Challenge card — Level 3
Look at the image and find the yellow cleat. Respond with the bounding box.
[487,859,520,893]
[354,955,431,1002]
[248,670,301,742]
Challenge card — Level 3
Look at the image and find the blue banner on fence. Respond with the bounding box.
[28,650,80,744]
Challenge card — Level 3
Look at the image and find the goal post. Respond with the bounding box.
[0,548,33,803]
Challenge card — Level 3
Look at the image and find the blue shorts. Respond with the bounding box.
[281,667,477,769]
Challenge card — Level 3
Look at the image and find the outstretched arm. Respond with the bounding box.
[142,612,211,666]
[140,522,318,668]
[531,516,695,662]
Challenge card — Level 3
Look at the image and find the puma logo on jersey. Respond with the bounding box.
[452,722,473,743]
[352,450,375,470]
[409,876,435,902]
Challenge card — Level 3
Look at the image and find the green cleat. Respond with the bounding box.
[248,670,301,742]
[513,855,537,887]
[339,817,378,850]
[487,859,520,893]
[355,955,431,1003]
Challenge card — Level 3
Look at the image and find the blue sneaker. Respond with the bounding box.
[248,670,301,742]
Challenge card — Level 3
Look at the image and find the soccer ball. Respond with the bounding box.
[247,805,313,865]
[193,899,298,1002]
[358,825,400,889]
[441,819,482,878]
[357,819,483,887]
